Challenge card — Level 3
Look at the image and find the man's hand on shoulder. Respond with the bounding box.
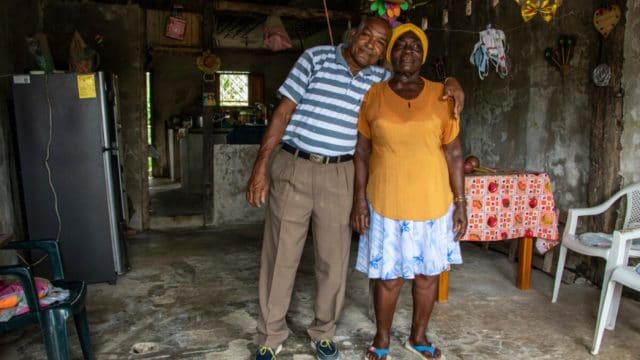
[442,77,465,119]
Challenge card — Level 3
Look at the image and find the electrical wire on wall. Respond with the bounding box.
[43,75,62,243]
[424,10,580,35]
[16,74,62,267]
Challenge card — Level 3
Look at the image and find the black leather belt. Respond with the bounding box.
[281,143,353,164]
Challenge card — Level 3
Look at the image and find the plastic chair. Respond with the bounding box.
[0,240,93,360]
[591,228,640,355]
[551,182,640,303]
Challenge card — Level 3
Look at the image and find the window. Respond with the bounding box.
[218,71,249,106]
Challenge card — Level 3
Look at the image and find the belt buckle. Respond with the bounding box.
[309,153,324,163]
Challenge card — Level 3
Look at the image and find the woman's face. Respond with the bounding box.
[390,31,424,73]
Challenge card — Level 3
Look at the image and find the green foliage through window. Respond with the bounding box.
[219,72,249,107]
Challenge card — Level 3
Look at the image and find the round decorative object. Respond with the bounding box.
[196,52,221,74]
[592,64,611,87]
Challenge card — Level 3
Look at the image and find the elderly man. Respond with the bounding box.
[247,17,465,360]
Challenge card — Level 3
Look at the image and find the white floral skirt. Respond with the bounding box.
[355,203,463,280]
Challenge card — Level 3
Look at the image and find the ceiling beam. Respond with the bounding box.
[212,0,351,20]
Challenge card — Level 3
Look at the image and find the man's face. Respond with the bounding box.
[347,19,391,69]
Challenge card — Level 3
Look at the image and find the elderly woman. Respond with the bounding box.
[350,23,467,360]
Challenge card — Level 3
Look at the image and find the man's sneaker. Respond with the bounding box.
[255,344,282,360]
[311,339,339,360]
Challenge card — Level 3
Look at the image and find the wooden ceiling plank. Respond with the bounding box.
[212,0,351,20]
[237,19,263,38]
[222,17,245,38]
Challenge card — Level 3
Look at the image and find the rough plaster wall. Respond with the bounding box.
[212,144,264,225]
[524,6,593,208]
[621,1,640,184]
[0,0,40,263]
[43,2,147,230]
[151,50,298,177]
[216,49,300,105]
[151,54,203,178]
[418,1,596,210]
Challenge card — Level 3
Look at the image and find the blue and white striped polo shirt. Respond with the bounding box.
[279,44,391,156]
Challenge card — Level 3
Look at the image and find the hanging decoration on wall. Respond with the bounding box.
[370,0,411,28]
[544,34,576,76]
[517,0,561,23]
[165,5,187,40]
[592,64,612,86]
[593,4,621,38]
[69,31,100,73]
[469,25,509,80]
[442,8,449,26]
[263,15,292,51]
[196,51,221,75]
[465,0,473,16]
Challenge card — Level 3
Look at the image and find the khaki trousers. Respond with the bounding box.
[256,148,354,347]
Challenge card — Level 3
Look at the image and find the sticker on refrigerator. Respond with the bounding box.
[77,74,96,99]
[13,75,31,84]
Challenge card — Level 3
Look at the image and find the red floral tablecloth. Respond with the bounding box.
[462,172,560,254]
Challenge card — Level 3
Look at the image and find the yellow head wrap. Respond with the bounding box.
[385,23,429,64]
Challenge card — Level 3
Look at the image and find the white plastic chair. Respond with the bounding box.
[551,182,640,303]
[590,228,640,355]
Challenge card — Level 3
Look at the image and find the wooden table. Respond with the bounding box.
[438,171,560,302]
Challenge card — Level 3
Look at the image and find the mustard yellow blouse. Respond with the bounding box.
[358,78,459,221]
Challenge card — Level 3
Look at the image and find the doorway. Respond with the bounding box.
[146,69,205,229]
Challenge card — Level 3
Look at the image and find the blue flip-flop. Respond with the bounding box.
[365,346,390,360]
[404,342,445,360]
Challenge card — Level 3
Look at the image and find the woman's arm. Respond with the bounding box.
[443,136,467,240]
[351,133,372,235]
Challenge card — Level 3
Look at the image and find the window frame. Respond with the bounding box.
[217,71,250,107]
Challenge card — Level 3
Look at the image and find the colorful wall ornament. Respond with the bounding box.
[544,34,576,76]
[593,4,621,38]
[370,0,410,28]
[514,0,561,23]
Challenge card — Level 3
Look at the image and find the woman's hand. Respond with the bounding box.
[350,197,370,235]
[452,203,467,241]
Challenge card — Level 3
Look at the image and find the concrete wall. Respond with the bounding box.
[621,2,640,185]
[42,1,147,230]
[217,49,301,105]
[151,53,203,178]
[212,144,264,226]
[0,0,41,263]
[151,49,299,177]
[414,1,597,210]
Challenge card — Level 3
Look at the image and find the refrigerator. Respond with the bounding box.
[12,72,128,284]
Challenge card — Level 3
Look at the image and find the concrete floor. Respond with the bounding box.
[1,225,639,359]
[149,177,204,229]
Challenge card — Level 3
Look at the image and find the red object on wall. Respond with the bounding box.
[165,15,187,40]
